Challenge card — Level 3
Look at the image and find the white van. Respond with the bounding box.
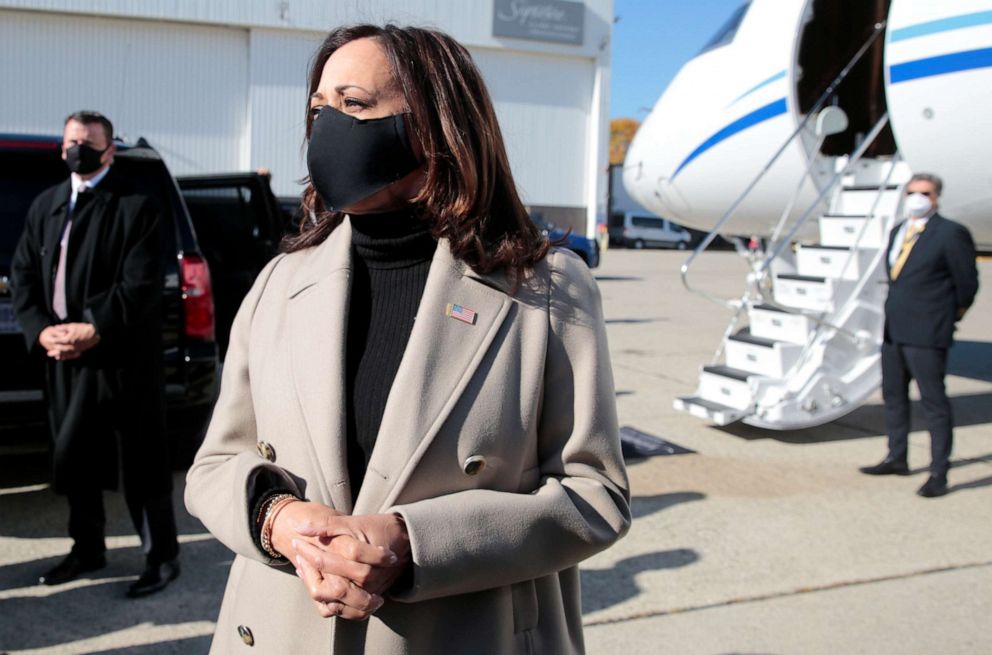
[621,213,692,249]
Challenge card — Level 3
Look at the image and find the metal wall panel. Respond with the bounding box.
[0,0,613,59]
[247,29,324,199]
[1,2,612,231]
[472,47,595,209]
[246,36,599,207]
[0,9,248,175]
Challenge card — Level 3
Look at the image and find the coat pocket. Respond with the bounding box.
[511,578,539,634]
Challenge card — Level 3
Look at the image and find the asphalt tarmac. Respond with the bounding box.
[1,249,989,654]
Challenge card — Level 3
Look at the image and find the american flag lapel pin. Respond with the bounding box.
[446,303,477,325]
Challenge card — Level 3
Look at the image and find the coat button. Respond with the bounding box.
[463,455,486,476]
[237,625,254,646]
[256,442,276,462]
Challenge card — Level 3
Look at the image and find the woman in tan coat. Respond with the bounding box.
[185,24,629,654]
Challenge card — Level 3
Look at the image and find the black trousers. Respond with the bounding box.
[880,341,953,476]
[68,486,179,564]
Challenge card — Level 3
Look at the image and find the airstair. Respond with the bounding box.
[673,22,914,429]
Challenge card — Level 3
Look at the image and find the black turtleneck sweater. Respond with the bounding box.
[346,209,437,500]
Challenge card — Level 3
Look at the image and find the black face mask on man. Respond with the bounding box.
[65,144,107,175]
[306,105,420,212]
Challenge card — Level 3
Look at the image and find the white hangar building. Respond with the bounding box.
[0,0,612,236]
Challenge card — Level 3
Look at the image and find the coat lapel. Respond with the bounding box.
[909,213,941,266]
[354,240,512,514]
[67,181,111,248]
[287,221,355,512]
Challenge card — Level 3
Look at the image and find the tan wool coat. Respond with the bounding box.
[185,219,630,654]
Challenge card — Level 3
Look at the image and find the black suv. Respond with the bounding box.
[0,134,218,459]
[177,172,289,360]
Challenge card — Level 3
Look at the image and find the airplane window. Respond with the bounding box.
[697,1,751,56]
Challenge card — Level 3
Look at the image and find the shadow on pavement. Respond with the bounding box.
[87,635,212,655]
[582,549,700,614]
[581,492,705,614]
[949,473,992,494]
[908,453,992,476]
[0,465,205,541]
[715,391,992,443]
[0,535,229,652]
[631,492,705,519]
[0,470,231,653]
[606,318,666,325]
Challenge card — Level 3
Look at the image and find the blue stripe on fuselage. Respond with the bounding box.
[672,98,787,179]
[889,10,992,42]
[890,47,992,84]
[728,70,786,106]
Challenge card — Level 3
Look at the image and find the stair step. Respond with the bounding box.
[749,304,812,345]
[726,329,803,376]
[702,364,753,381]
[773,274,834,312]
[728,329,778,348]
[819,214,888,248]
[843,184,900,191]
[835,186,903,215]
[776,273,826,283]
[699,366,755,409]
[796,244,877,280]
[673,396,747,425]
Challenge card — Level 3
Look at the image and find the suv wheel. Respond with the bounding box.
[633,239,645,250]
[677,241,687,250]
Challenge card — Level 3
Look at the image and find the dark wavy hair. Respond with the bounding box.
[283,24,549,284]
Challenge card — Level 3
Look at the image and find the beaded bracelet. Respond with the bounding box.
[259,493,300,559]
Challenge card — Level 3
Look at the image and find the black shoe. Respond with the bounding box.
[127,559,180,598]
[859,458,910,476]
[917,475,948,498]
[39,552,107,586]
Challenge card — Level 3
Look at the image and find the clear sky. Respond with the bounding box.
[610,0,745,119]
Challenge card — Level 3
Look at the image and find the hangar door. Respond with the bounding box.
[0,10,249,175]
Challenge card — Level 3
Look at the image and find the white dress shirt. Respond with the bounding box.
[53,166,112,318]
[69,164,111,209]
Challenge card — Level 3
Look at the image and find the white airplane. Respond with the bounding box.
[623,0,992,429]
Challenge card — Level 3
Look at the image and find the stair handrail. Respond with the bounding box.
[764,151,903,398]
[709,130,841,366]
[680,20,888,309]
[832,152,903,283]
[752,112,892,342]
[768,124,836,246]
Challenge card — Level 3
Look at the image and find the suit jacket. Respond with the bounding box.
[11,168,168,495]
[185,219,630,654]
[884,213,978,348]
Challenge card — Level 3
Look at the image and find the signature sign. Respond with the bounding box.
[493,0,585,46]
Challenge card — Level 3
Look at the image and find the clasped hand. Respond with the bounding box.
[271,501,410,621]
[39,323,100,360]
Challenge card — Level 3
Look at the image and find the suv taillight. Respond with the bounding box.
[180,254,215,341]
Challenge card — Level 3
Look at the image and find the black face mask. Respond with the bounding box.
[306,106,420,212]
[65,143,107,175]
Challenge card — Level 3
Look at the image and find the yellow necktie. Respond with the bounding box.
[890,221,923,280]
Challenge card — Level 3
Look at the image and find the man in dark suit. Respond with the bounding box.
[860,173,979,497]
[11,111,180,595]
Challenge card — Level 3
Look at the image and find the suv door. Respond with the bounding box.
[0,141,68,432]
[178,174,285,359]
